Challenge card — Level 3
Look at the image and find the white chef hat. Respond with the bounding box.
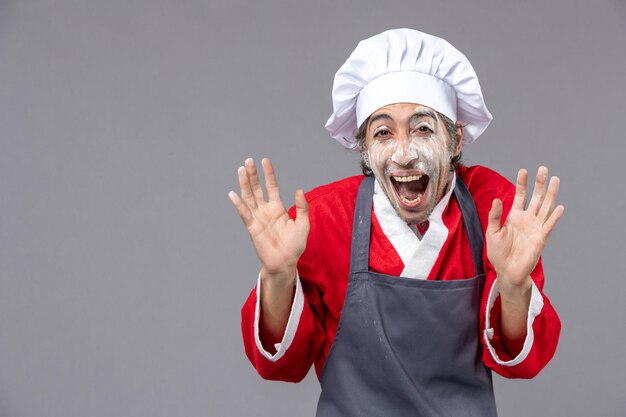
[325,28,492,150]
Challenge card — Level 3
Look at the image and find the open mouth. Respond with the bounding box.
[390,174,429,208]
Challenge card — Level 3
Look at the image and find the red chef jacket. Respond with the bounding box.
[241,165,561,382]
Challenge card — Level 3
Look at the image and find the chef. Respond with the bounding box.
[229,28,563,416]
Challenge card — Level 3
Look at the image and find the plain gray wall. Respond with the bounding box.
[1,0,625,416]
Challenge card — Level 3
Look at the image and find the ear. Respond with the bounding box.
[453,122,464,156]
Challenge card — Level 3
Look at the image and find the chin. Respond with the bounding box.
[394,204,433,225]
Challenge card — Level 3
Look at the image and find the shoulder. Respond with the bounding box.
[288,175,365,220]
[455,165,517,223]
[292,176,365,271]
[456,164,515,202]
[304,175,365,207]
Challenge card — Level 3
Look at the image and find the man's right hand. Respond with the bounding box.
[228,158,309,344]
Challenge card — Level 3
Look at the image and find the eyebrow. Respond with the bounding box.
[409,109,439,125]
[367,113,393,129]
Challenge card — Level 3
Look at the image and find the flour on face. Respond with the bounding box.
[365,103,458,225]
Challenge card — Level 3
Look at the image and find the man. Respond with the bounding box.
[229,28,563,416]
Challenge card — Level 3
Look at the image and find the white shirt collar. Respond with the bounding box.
[373,172,456,279]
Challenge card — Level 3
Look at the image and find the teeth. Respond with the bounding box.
[393,175,422,182]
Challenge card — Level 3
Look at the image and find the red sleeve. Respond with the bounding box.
[480,260,561,378]
[240,281,326,382]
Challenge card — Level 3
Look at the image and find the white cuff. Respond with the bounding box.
[483,279,544,366]
[253,272,304,362]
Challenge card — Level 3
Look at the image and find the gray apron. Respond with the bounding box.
[316,175,498,417]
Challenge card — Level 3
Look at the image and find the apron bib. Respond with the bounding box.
[316,175,498,417]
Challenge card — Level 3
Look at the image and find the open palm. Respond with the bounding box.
[486,167,564,288]
[229,158,309,277]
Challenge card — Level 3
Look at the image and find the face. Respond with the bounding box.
[363,103,462,224]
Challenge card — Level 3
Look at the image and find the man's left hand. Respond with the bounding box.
[486,166,564,298]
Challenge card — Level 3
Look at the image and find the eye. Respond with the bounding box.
[373,128,392,140]
[411,124,434,136]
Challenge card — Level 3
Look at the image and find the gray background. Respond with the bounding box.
[1,0,625,416]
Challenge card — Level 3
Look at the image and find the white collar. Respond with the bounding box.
[373,172,456,279]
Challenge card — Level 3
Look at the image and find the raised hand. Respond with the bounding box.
[228,158,309,285]
[486,166,564,295]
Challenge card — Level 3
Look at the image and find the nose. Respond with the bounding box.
[390,136,419,166]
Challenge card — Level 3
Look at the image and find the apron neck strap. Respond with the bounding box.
[452,178,485,276]
[350,176,375,274]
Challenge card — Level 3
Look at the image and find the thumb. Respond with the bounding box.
[487,198,503,235]
[294,189,309,226]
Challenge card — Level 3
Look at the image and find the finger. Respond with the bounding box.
[512,168,529,210]
[527,166,549,214]
[542,204,565,239]
[228,190,254,227]
[294,189,309,227]
[538,176,560,221]
[487,198,503,235]
[238,165,257,209]
[244,158,266,205]
[262,158,282,202]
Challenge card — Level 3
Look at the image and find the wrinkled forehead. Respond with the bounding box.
[366,103,442,127]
